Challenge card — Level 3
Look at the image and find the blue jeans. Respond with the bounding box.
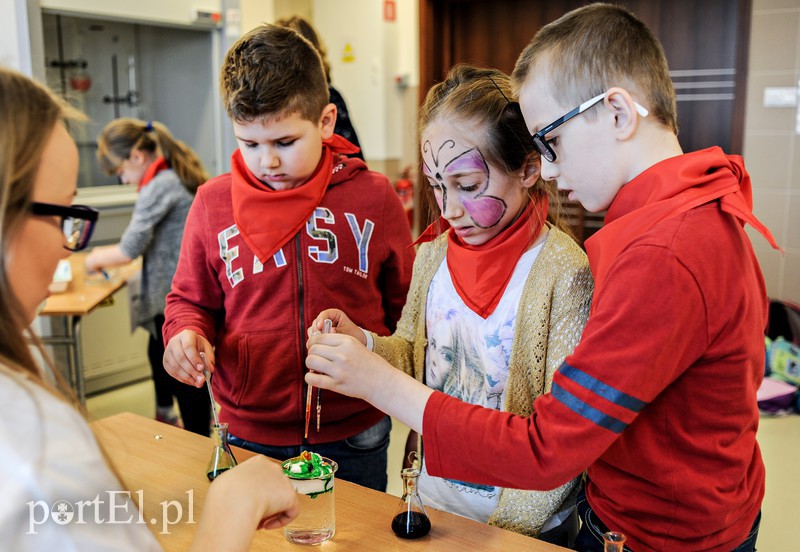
[228,416,391,492]
[573,490,761,551]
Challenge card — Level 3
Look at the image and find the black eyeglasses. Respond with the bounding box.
[532,92,649,162]
[30,202,99,251]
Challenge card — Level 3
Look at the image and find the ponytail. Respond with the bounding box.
[147,121,209,194]
[97,118,209,194]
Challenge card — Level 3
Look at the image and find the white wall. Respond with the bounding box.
[240,0,274,30]
[1,0,28,71]
[744,0,800,302]
[313,0,418,161]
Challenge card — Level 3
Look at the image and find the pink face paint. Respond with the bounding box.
[444,149,504,227]
[444,149,489,175]
[463,196,506,228]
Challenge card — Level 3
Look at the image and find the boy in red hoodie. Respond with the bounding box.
[306,4,781,548]
[163,24,414,490]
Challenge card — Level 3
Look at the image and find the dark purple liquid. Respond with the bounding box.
[391,511,431,539]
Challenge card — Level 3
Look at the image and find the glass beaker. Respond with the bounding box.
[282,454,338,545]
[391,459,431,539]
[206,422,237,481]
[603,531,627,552]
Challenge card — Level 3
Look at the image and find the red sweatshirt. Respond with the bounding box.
[423,149,768,552]
[164,156,414,445]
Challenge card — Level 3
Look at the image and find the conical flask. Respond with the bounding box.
[391,453,431,539]
[207,422,237,481]
[603,531,627,552]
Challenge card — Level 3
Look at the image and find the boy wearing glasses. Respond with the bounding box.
[306,4,780,551]
[432,4,779,551]
[161,24,414,491]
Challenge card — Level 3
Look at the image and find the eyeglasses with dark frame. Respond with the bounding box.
[30,202,99,252]
[531,92,649,163]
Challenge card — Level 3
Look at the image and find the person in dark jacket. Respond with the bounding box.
[276,15,365,160]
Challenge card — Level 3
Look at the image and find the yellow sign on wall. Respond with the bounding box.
[342,43,355,63]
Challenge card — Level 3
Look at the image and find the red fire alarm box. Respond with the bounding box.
[384,0,396,22]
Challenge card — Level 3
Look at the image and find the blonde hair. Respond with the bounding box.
[0,70,143,498]
[97,118,209,194]
[418,64,571,235]
[512,3,678,134]
[0,67,82,392]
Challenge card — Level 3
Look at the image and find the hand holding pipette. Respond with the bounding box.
[305,319,332,438]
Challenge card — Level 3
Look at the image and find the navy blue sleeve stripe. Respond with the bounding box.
[560,362,647,413]
[552,383,628,434]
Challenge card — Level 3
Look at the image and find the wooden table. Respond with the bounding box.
[92,412,568,551]
[39,253,141,403]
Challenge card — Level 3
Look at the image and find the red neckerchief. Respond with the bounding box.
[230,134,360,263]
[418,199,548,319]
[585,147,781,291]
[138,156,169,191]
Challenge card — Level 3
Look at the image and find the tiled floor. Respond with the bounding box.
[88,379,794,548]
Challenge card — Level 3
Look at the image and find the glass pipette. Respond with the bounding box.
[200,352,220,427]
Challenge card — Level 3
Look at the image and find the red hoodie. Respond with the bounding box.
[164,155,414,445]
[423,148,769,552]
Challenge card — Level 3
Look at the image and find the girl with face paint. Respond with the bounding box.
[307,65,594,543]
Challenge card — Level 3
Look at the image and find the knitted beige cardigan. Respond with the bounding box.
[372,225,594,537]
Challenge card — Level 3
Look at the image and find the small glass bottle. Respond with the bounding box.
[391,453,431,539]
[603,531,627,552]
[207,422,237,481]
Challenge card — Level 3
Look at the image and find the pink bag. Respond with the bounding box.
[757,377,798,414]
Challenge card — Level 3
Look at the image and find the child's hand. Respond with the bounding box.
[191,455,300,551]
[308,309,365,345]
[163,329,213,388]
[305,333,389,403]
[84,252,103,274]
[213,456,299,529]
[306,332,433,434]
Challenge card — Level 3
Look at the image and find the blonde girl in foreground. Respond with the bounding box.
[0,67,298,550]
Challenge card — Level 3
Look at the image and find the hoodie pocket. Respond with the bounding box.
[231,329,299,410]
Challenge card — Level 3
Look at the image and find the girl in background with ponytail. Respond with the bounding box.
[86,118,211,435]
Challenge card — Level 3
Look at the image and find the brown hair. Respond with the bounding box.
[0,67,81,390]
[418,64,571,234]
[512,3,678,134]
[97,118,209,194]
[275,16,332,84]
[220,24,329,123]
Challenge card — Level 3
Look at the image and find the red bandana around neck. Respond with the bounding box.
[230,134,360,263]
[138,156,169,191]
[585,147,781,290]
[430,198,548,319]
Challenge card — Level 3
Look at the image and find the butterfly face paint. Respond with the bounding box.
[422,139,507,229]
[421,121,531,246]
